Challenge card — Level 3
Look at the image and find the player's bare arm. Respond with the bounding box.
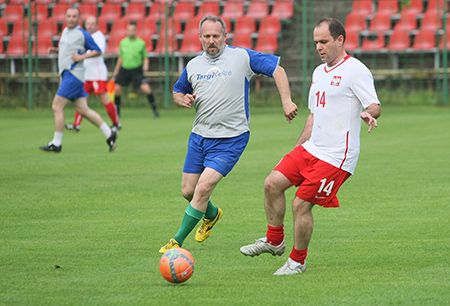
[72,50,101,62]
[273,66,298,122]
[48,47,58,54]
[361,103,381,133]
[112,57,123,79]
[143,57,149,72]
[296,113,314,145]
[173,92,195,108]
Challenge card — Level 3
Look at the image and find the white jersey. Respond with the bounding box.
[302,55,380,174]
[84,30,108,81]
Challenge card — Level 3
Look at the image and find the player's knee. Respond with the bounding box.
[181,186,194,202]
[264,175,280,195]
[194,180,214,198]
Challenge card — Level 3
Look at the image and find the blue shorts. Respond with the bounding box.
[183,132,250,177]
[56,70,88,101]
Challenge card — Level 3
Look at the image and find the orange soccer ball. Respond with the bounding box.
[159,248,195,284]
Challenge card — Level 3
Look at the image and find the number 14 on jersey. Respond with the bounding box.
[315,91,326,108]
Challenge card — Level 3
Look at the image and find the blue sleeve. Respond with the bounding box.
[245,48,280,77]
[80,29,101,53]
[173,68,193,94]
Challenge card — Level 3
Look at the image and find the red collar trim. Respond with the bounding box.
[324,54,351,73]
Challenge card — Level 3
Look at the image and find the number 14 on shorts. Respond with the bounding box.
[318,178,334,196]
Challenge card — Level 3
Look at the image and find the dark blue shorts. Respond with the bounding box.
[183,132,250,177]
[56,70,88,101]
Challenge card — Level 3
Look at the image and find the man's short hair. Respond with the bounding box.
[316,17,346,42]
[128,21,137,27]
[199,15,227,35]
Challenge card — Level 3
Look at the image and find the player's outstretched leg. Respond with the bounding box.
[195,201,223,242]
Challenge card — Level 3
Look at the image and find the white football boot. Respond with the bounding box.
[273,258,306,276]
[240,237,285,257]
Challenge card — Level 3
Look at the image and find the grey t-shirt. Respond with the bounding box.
[173,46,279,138]
[58,26,101,82]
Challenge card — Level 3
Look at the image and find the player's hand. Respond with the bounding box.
[181,94,196,108]
[283,100,298,122]
[48,47,58,54]
[71,53,84,62]
[361,111,378,133]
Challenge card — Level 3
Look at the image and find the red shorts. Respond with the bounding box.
[274,146,351,208]
[84,80,107,95]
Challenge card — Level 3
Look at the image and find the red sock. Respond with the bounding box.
[266,224,284,246]
[104,102,119,125]
[289,247,308,265]
[73,112,83,126]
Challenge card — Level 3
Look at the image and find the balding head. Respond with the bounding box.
[66,8,79,29]
[85,15,98,33]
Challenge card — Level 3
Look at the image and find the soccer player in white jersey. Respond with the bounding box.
[240,17,381,275]
[65,16,120,132]
[40,8,117,153]
[159,15,298,253]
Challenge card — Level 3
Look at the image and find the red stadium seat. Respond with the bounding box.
[159,18,181,35]
[361,32,385,51]
[232,33,253,49]
[124,2,147,20]
[439,31,450,49]
[197,1,220,19]
[78,3,98,20]
[246,0,269,19]
[6,35,29,56]
[34,37,54,56]
[110,17,129,38]
[368,12,392,32]
[345,13,367,32]
[420,10,442,31]
[412,30,436,50]
[0,19,8,37]
[28,4,48,21]
[51,3,71,19]
[222,1,244,20]
[426,0,445,12]
[351,0,373,16]
[4,4,24,22]
[393,10,417,32]
[137,17,158,37]
[97,17,108,33]
[100,3,122,20]
[258,16,281,36]
[183,16,203,36]
[11,20,30,37]
[387,29,411,51]
[271,0,294,20]
[234,16,256,36]
[179,32,202,55]
[173,1,195,22]
[400,0,423,15]
[106,32,124,55]
[80,0,103,3]
[148,1,169,19]
[255,32,278,52]
[36,20,58,39]
[377,0,398,14]
[153,32,177,54]
[345,30,360,51]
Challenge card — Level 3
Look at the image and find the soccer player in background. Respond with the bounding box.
[112,22,159,118]
[65,15,121,132]
[40,8,117,153]
[159,16,298,253]
[240,18,381,275]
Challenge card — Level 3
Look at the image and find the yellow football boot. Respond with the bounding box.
[195,208,223,242]
[159,238,180,254]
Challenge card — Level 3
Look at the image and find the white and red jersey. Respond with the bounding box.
[302,55,380,174]
[84,30,108,81]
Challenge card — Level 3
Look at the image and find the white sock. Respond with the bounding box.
[50,131,63,146]
[100,122,112,138]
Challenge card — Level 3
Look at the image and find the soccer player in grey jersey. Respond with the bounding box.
[40,8,117,153]
[160,16,298,253]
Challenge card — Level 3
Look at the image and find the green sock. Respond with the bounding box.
[204,200,219,220]
[174,204,204,245]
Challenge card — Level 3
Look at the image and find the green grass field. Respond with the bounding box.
[1,105,449,305]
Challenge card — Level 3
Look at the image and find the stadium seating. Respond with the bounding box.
[97,17,108,33]
[0,19,7,37]
[11,20,30,37]
[137,17,157,37]
[377,0,398,15]
[420,10,442,32]
[183,16,203,36]
[361,32,385,51]
[109,17,129,38]
[439,31,450,49]
[197,1,220,19]
[78,3,98,20]
[37,20,58,39]
[234,16,256,36]
[153,32,177,54]
[232,33,253,49]
[124,2,146,20]
[412,30,436,50]
[51,3,71,19]
[148,1,168,19]
[172,1,195,22]
[351,0,373,16]
[100,3,122,20]
[258,16,281,36]
[345,13,367,32]
[6,35,29,56]
[255,33,278,53]
[426,0,445,11]
[368,12,392,32]
[393,10,418,32]
[222,1,244,20]
[400,0,423,15]
[271,0,294,20]
[345,30,360,51]
[27,4,48,21]
[179,32,202,55]
[387,29,411,51]
[3,4,24,22]
[106,32,123,54]
[246,0,269,19]
[34,37,54,56]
